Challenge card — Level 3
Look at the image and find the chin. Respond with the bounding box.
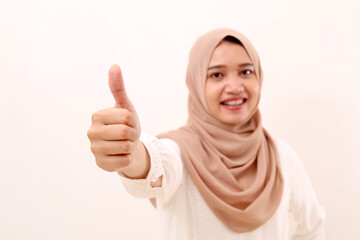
[221,117,246,125]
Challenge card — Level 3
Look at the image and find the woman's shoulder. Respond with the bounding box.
[272,137,298,159]
[272,137,313,189]
[272,137,301,176]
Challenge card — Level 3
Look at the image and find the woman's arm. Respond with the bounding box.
[285,143,326,239]
[119,134,183,206]
[87,64,151,179]
[87,65,183,204]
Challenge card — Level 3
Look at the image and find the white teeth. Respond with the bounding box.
[223,99,245,106]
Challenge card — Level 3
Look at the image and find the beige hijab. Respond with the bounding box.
[158,28,284,232]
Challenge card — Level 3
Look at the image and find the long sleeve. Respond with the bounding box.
[118,133,183,206]
[284,142,326,240]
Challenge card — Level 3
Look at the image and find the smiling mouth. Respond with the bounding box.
[221,99,247,106]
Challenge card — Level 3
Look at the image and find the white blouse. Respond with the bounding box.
[119,134,326,240]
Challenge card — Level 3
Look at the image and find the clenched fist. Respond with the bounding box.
[87,65,149,178]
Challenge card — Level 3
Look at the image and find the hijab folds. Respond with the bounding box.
[158,28,284,233]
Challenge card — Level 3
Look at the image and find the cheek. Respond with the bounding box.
[205,82,215,100]
[205,82,221,109]
[204,83,213,110]
[204,83,211,104]
[248,80,260,99]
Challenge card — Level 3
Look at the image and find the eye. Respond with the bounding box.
[210,72,223,79]
[240,69,253,75]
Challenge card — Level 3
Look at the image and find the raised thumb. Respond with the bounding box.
[108,64,132,110]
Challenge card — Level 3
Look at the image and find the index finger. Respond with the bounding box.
[94,108,137,127]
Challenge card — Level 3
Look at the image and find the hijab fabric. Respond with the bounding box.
[158,28,284,233]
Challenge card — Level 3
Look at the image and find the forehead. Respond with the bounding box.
[209,40,251,65]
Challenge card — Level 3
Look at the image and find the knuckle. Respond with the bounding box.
[96,159,112,172]
[87,129,93,139]
[95,157,105,168]
[91,112,103,123]
[88,126,103,140]
[122,110,133,123]
[121,155,132,166]
[90,142,106,155]
[118,125,129,139]
[95,156,113,172]
[90,143,99,154]
[87,128,96,139]
[122,141,132,153]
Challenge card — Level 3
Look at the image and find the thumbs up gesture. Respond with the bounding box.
[109,64,138,114]
[88,65,149,176]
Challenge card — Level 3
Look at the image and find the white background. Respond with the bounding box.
[1,0,359,239]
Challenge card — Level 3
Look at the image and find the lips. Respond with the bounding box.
[221,97,247,106]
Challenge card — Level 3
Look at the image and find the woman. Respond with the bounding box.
[87,28,326,239]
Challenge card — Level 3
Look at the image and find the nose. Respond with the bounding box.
[225,76,244,94]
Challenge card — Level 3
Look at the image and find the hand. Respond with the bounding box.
[87,64,141,172]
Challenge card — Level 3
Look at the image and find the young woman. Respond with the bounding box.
[87,28,326,239]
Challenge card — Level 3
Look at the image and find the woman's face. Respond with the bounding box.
[205,40,259,125]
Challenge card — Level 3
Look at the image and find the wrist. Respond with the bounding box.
[119,140,150,179]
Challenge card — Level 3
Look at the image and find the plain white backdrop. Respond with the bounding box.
[1,0,359,239]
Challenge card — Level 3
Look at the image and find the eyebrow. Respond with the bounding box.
[207,63,254,70]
